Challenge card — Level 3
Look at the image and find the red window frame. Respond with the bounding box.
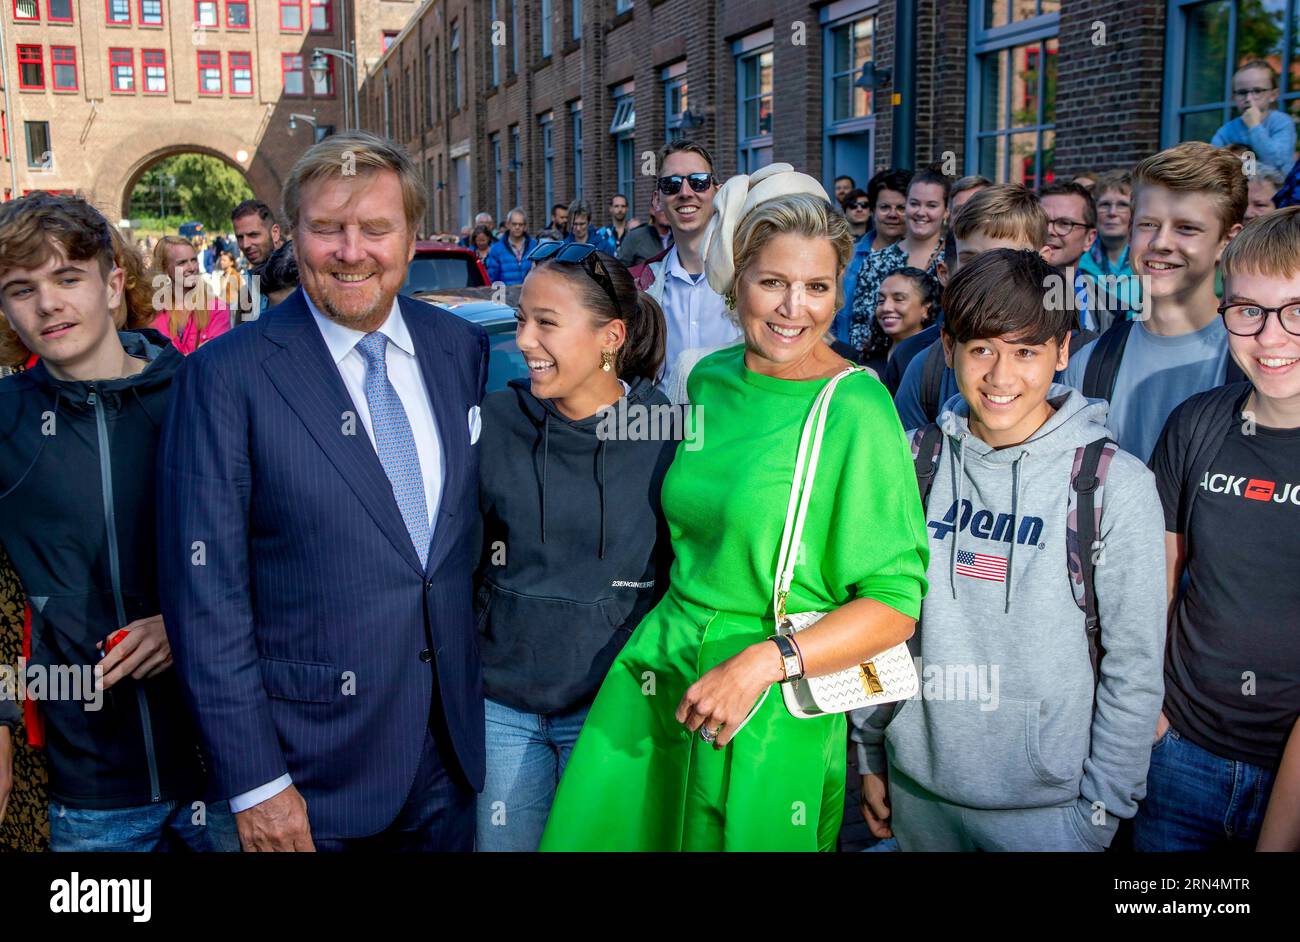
[142,48,167,94]
[309,0,332,33]
[229,51,253,96]
[279,0,301,30]
[194,0,217,27]
[138,0,163,25]
[281,53,305,97]
[105,0,131,23]
[109,47,135,93]
[1,111,8,162]
[48,0,74,23]
[197,50,222,95]
[225,0,249,29]
[13,0,39,23]
[312,55,336,98]
[51,46,78,91]
[16,45,43,91]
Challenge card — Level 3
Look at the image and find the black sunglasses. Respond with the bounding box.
[847,200,870,210]
[657,172,714,196]
[526,241,622,313]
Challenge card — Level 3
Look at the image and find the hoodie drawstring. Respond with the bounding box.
[540,415,550,545]
[948,433,968,601]
[1005,450,1029,613]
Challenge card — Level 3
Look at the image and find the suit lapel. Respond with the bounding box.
[261,290,426,577]
[401,296,469,577]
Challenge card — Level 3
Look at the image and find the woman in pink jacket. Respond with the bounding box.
[150,235,230,354]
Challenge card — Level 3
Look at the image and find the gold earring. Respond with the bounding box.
[601,350,613,372]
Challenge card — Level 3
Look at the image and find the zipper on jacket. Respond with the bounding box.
[89,386,162,803]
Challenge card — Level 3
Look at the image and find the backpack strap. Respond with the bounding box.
[1068,327,1098,356]
[1224,354,1247,385]
[1069,437,1119,689]
[919,341,947,424]
[910,423,944,510]
[1179,382,1253,534]
[1080,319,1134,403]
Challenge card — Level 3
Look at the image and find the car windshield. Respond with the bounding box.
[400,256,482,296]
[484,320,527,392]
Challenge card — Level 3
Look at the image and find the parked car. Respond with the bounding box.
[414,284,526,394]
[178,221,205,240]
[401,242,490,296]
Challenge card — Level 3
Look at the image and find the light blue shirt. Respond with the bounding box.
[1211,109,1296,176]
[229,295,445,815]
[658,246,741,383]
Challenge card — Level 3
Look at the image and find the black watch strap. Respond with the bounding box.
[770,634,804,682]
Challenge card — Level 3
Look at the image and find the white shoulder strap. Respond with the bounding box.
[772,366,863,625]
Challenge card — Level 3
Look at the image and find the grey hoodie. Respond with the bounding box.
[851,385,1166,835]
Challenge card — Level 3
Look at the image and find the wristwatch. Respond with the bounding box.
[770,634,804,682]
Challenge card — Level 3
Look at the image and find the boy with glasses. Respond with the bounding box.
[1136,206,1300,851]
[1211,60,1296,177]
[629,141,739,388]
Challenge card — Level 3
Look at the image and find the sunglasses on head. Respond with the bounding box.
[526,241,622,313]
[657,173,714,196]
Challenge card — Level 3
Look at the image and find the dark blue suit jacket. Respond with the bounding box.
[157,287,489,840]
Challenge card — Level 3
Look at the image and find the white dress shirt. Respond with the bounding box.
[228,295,445,815]
[658,246,741,386]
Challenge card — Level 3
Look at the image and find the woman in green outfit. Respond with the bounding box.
[540,165,930,851]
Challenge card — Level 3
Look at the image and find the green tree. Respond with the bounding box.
[128,153,253,231]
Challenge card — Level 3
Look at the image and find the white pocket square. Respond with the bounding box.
[468,404,482,445]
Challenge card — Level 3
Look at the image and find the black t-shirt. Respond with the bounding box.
[1151,417,1300,768]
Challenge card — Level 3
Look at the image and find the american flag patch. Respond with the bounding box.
[955,549,1008,583]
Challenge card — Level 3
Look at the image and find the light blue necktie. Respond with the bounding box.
[354,332,431,567]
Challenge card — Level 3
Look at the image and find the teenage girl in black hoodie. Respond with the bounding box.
[473,244,675,851]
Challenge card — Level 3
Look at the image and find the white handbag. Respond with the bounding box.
[771,365,919,718]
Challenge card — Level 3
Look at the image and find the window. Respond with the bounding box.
[198,50,222,94]
[453,154,470,229]
[313,55,335,97]
[279,0,300,30]
[1164,0,1300,150]
[139,0,162,24]
[663,61,688,142]
[541,0,553,58]
[110,48,135,92]
[309,0,331,32]
[736,40,774,173]
[143,49,166,93]
[195,0,217,27]
[571,100,583,200]
[511,0,520,74]
[51,47,77,90]
[510,124,522,210]
[424,46,433,123]
[491,132,503,224]
[383,30,400,52]
[822,7,876,190]
[107,0,130,23]
[540,112,555,220]
[2,112,8,161]
[572,0,581,42]
[968,0,1058,188]
[403,64,412,137]
[610,83,635,212]
[451,23,462,109]
[229,51,252,95]
[616,0,632,13]
[226,0,249,28]
[17,45,43,90]
[49,0,73,22]
[14,0,38,22]
[489,0,500,86]
[25,121,50,170]
[282,53,305,95]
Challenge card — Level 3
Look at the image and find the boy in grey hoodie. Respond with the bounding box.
[852,249,1167,851]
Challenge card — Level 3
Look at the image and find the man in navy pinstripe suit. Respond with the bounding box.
[158,132,488,851]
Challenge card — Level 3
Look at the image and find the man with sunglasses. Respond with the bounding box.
[630,141,739,388]
[1138,207,1300,852]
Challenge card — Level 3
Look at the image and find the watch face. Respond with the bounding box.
[783,655,801,678]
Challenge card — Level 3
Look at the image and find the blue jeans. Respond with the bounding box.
[1133,725,1276,852]
[49,798,240,852]
[475,697,590,852]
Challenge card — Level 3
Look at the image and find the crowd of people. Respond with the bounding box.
[0,112,1295,854]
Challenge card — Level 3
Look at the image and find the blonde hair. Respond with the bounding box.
[1133,141,1248,237]
[1093,169,1133,200]
[1220,205,1300,280]
[951,183,1048,248]
[728,194,854,317]
[282,130,427,236]
[153,235,214,339]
